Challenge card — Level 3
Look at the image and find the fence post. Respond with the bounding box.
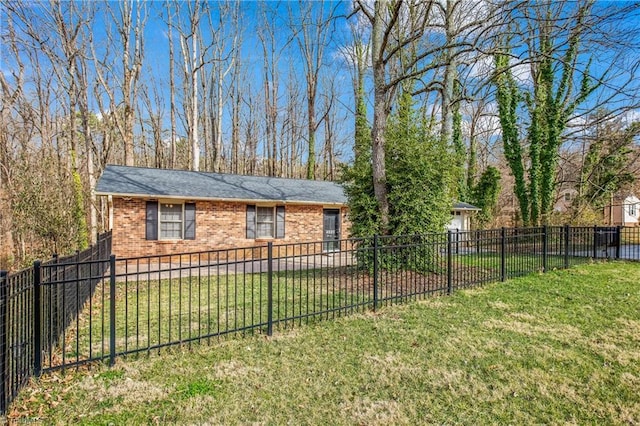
[500,227,506,282]
[372,235,379,312]
[50,254,59,345]
[33,261,42,377]
[564,225,570,269]
[267,243,273,336]
[109,255,116,366]
[0,270,7,414]
[593,225,598,259]
[542,225,548,272]
[615,226,622,260]
[447,230,453,295]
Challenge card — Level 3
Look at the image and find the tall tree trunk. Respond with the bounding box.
[307,92,316,179]
[167,2,177,168]
[191,26,200,171]
[371,0,390,232]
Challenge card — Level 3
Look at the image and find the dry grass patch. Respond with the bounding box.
[211,359,262,380]
[340,397,409,425]
[482,318,583,342]
[488,300,512,310]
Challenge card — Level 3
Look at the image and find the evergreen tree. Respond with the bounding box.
[386,88,453,236]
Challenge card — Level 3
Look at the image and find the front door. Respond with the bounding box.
[323,209,341,252]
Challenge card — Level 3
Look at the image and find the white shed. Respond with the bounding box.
[447,202,481,233]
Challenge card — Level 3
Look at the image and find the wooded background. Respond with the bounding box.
[1,0,639,269]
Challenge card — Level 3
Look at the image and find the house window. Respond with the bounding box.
[246,205,285,239]
[145,201,196,241]
[160,203,183,239]
[564,192,572,201]
[257,207,275,238]
[630,204,637,217]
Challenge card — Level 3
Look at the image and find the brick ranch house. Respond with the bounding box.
[95,165,349,258]
[96,165,481,258]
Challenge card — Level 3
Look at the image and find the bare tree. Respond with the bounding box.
[165,0,178,168]
[92,0,146,167]
[2,1,94,258]
[175,1,208,171]
[354,0,437,231]
[203,2,241,172]
[289,1,340,179]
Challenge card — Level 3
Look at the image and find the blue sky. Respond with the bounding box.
[1,0,639,166]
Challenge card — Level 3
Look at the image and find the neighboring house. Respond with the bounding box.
[603,193,640,227]
[447,202,481,233]
[95,165,348,258]
[553,188,578,213]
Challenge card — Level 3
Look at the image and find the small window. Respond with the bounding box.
[630,204,637,217]
[257,207,275,238]
[564,192,572,201]
[160,203,183,239]
[247,205,285,239]
[145,201,196,241]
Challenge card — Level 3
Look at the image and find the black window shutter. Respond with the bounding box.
[276,206,285,239]
[184,203,196,240]
[246,205,256,239]
[145,201,158,240]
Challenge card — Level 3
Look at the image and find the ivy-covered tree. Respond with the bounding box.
[342,80,378,238]
[494,50,529,224]
[493,1,599,225]
[451,78,467,202]
[471,166,501,227]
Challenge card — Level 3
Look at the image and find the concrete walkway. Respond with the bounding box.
[112,251,357,281]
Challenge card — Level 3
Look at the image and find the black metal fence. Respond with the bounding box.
[1,225,639,415]
[0,231,111,415]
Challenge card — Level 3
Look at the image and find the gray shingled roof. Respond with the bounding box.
[453,202,481,211]
[95,165,347,205]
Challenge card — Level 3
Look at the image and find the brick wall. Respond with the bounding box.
[111,197,349,258]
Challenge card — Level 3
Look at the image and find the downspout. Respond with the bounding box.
[108,195,114,230]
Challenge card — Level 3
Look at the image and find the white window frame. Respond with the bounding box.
[630,203,637,217]
[159,200,184,240]
[256,205,276,239]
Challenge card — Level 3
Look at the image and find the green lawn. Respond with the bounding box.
[55,268,375,364]
[11,261,640,424]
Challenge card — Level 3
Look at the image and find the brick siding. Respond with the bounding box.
[111,197,349,258]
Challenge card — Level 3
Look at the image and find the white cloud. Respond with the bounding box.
[510,59,533,86]
[461,101,502,139]
[466,54,494,79]
[623,109,640,126]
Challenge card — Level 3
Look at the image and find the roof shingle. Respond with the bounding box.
[95,165,347,205]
